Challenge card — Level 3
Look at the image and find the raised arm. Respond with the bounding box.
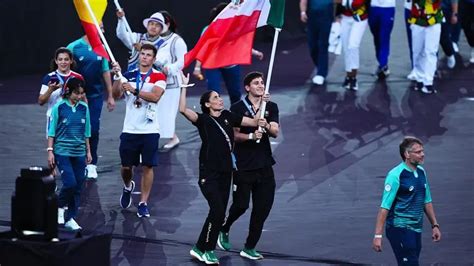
[116,10,139,50]
[179,72,198,123]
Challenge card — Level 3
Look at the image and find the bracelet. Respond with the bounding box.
[300,11,306,15]
[248,133,254,140]
[432,223,440,229]
[194,66,201,71]
[46,147,54,152]
[374,234,383,239]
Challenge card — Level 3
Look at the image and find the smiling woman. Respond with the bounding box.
[38,47,84,139]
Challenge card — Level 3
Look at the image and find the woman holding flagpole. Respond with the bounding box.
[179,73,266,265]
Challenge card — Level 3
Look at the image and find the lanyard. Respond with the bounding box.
[209,115,238,170]
[56,71,72,94]
[243,97,258,117]
[55,71,66,85]
[135,68,153,94]
[209,116,232,152]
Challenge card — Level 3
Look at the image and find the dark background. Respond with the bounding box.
[0,0,303,78]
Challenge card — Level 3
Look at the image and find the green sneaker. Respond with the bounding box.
[240,248,264,260]
[203,250,219,264]
[217,231,231,251]
[189,246,205,262]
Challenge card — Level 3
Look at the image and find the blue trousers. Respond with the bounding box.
[440,8,456,57]
[386,226,422,266]
[86,96,103,165]
[205,65,242,105]
[404,8,413,67]
[307,6,333,77]
[369,6,395,69]
[55,154,86,221]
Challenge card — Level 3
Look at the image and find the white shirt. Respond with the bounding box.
[371,0,396,7]
[122,69,167,134]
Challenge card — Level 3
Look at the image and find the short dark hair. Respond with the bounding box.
[50,47,75,71]
[243,71,264,87]
[140,43,157,57]
[399,136,423,160]
[63,77,84,98]
[199,90,215,114]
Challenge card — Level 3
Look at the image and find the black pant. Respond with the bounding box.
[221,166,276,249]
[196,170,232,251]
[460,1,474,47]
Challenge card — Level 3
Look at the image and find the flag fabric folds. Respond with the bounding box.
[184,0,285,69]
[267,0,285,28]
[73,0,109,60]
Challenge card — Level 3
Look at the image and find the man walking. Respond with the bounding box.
[111,44,166,217]
[67,32,116,179]
[217,71,280,260]
[372,136,441,265]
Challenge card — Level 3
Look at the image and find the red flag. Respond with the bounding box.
[73,0,109,60]
[184,0,270,69]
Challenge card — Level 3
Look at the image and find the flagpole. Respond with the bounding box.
[257,27,281,143]
[113,0,135,48]
[82,0,126,80]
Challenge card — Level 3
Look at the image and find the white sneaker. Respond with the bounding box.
[58,208,65,225]
[407,70,416,81]
[163,137,180,149]
[470,48,474,64]
[312,75,325,85]
[65,218,82,231]
[86,164,98,179]
[452,42,459,53]
[447,55,456,69]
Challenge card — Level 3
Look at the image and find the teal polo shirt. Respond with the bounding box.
[380,162,432,232]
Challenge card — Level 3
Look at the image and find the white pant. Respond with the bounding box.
[156,88,180,138]
[341,16,368,72]
[411,23,441,86]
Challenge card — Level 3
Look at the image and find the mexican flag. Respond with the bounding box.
[73,0,110,60]
[184,0,285,69]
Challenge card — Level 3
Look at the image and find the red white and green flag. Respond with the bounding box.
[184,0,285,69]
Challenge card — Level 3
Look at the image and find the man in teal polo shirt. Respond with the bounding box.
[67,33,115,179]
[372,136,441,265]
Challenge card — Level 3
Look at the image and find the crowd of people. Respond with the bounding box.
[37,0,463,264]
[40,2,280,264]
[300,0,474,94]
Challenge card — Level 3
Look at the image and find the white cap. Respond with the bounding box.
[143,12,167,32]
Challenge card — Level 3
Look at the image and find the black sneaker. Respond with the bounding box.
[120,180,135,209]
[349,77,358,91]
[376,66,390,79]
[414,82,423,91]
[421,85,437,94]
[342,76,351,89]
